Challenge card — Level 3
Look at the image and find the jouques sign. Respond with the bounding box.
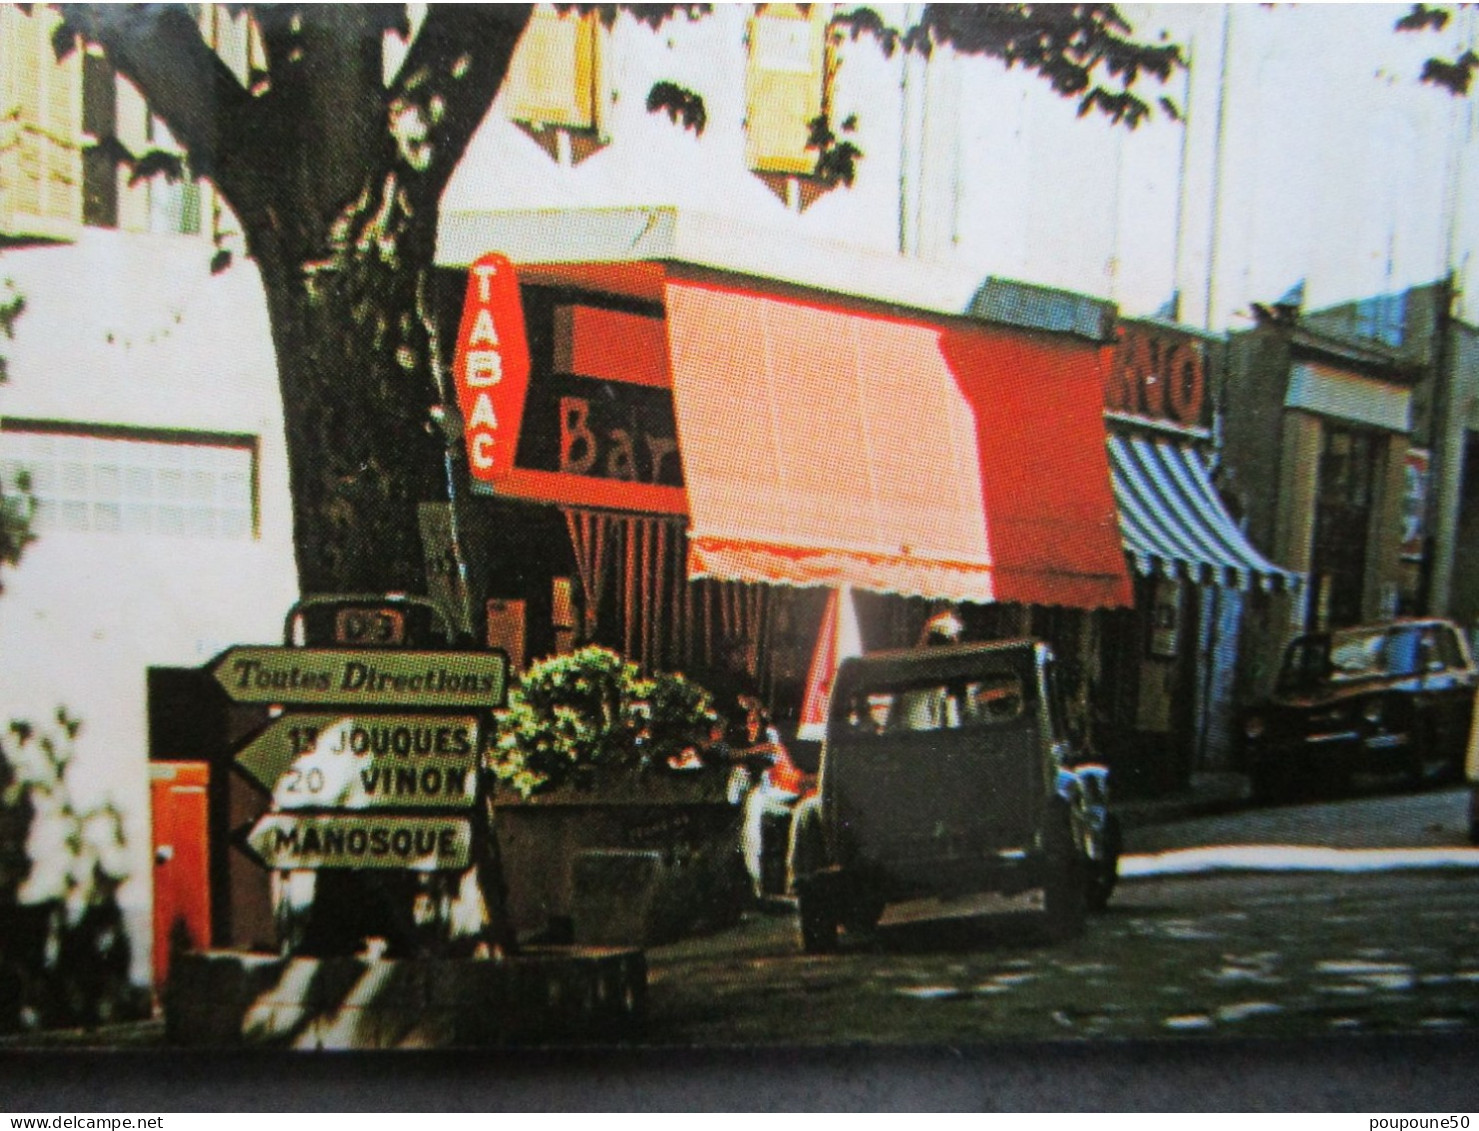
[234,712,481,810]
[452,252,531,481]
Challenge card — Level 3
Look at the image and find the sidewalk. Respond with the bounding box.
[1112,771,1252,830]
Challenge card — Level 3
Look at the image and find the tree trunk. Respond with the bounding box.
[256,168,449,599]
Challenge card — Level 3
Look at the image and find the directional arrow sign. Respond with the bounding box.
[210,647,507,708]
[243,814,472,872]
[234,713,480,811]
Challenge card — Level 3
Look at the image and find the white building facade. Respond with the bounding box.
[6,2,1479,984]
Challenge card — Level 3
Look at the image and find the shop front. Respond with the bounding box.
[1101,319,1301,792]
[439,250,1135,733]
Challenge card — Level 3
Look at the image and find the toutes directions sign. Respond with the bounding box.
[211,647,507,708]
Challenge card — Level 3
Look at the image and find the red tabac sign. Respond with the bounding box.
[452,253,530,481]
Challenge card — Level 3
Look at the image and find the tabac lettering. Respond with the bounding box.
[454,253,530,482]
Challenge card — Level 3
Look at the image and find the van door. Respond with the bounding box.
[829,666,1041,882]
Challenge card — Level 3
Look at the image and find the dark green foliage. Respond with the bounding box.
[492,646,715,797]
[0,711,146,1033]
[1423,50,1479,95]
[1397,3,1452,34]
[808,112,863,187]
[1396,4,1479,96]
[646,80,707,135]
[914,5,1183,126]
[0,282,35,591]
[835,5,1182,126]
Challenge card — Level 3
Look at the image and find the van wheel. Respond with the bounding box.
[1085,815,1121,914]
[1042,813,1087,941]
[797,888,838,954]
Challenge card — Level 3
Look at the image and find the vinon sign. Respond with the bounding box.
[452,252,531,481]
[233,712,481,811]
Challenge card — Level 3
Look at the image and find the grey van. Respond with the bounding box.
[787,639,1119,952]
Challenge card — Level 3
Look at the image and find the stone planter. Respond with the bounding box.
[492,769,746,946]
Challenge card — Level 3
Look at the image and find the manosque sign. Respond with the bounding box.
[452,252,531,482]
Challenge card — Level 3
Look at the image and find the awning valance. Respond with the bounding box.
[1108,433,1302,592]
[665,276,1133,609]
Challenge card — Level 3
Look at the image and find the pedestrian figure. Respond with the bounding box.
[726,696,810,900]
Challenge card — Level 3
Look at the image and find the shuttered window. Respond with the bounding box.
[503,5,603,133]
[0,6,82,240]
[745,4,828,176]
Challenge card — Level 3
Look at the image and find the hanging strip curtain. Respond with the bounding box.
[562,506,689,673]
[688,578,775,691]
[563,507,612,639]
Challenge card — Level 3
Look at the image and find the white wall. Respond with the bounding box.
[0,229,296,983]
[442,4,1479,334]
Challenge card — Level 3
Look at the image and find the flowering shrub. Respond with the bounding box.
[492,646,715,798]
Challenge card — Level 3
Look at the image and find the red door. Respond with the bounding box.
[150,762,210,991]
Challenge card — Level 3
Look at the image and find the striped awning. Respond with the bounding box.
[1108,433,1302,592]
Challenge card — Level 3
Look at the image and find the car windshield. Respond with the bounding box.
[837,673,1028,735]
[1277,625,1438,692]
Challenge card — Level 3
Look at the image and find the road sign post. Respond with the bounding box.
[217,647,506,912]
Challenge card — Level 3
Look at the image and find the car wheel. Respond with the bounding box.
[1042,811,1087,942]
[797,887,838,954]
[1085,814,1121,914]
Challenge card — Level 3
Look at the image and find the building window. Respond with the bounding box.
[744,3,829,176]
[0,5,83,240]
[0,425,257,541]
[1310,425,1382,630]
[503,5,604,137]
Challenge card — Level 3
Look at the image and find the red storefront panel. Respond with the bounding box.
[150,761,211,990]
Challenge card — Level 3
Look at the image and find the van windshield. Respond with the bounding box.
[836,673,1028,735]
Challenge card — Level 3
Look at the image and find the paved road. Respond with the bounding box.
[642,786,1479,1045]
[12,786,1479,1053]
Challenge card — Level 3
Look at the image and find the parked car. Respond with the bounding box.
[786,639,1120,953]
[1241,618,1477,803]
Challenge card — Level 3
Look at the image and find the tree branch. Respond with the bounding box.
[390,4,533,196]
[58,4,267,224]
